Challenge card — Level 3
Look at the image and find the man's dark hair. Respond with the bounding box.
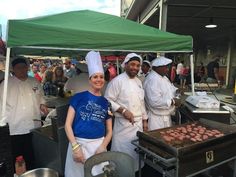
[142,62,150,68]
[12,57,27,67]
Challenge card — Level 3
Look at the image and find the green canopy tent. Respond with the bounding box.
[1,10,193,125]
[7,10,192,56]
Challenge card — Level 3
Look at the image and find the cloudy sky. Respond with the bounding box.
[0,0,120,40]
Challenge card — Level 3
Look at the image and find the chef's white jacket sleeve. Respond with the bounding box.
[104,80,121,112]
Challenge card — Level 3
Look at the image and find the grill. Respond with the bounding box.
[133,119,236,177]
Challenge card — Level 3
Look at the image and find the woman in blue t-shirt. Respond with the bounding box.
[64,51,113,177]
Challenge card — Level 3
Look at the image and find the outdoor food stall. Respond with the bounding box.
[2,9,236,177]
[1,10,193,177]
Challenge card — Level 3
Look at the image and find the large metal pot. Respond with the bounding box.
[19,168,58,177]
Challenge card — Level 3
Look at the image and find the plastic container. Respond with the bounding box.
[15,156,26,176]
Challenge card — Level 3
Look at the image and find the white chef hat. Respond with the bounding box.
[151,56,172,67]
[143,60,151,67]
[121,53,142,68]
[85,51,104,77]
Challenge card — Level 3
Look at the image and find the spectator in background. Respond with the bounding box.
[230,68,236,88]
[104,62,117,82]
[34,64,47,83]
[0,58,5,83]
[43,70,58,96]
[113,63,122,75]
[53,66,67,97]
[176,60,184,84]
[34,60,40,67]
[170,62,177,83]
[179,65,189,89]
[138,60,151,82]
[206,56,220,84]
[197,62,206,82]
[28,64,38,77]
[141,60,151,77]
[199,62,205,76]
[64,59,76,79]
[0,57,6,83]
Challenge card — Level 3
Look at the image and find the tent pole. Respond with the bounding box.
[190,54,195,96]
[0,48,11,126]
[159,0,167,31]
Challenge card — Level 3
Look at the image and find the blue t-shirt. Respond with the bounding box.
[70,91,111,139]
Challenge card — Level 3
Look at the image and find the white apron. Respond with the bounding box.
[65,137,106,177]
[111,116,143,172]
[148,114,172,131]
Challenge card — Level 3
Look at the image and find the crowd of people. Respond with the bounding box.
[0,52,223,177]
[26,59,75,97]
[168,55,222,90]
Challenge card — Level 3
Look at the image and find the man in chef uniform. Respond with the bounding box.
[0,57,48,170]
[104,53,148,172]
[138,60,151,82]
[143,56,180,130]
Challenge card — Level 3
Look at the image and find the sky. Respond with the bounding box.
[0,0,120,40]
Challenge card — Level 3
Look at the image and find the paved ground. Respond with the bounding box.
[137,165,162,177]
[139,163,233,177]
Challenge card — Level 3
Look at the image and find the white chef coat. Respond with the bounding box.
[0,76,45,135]
[143,70,177,130]
[104,72,147,171]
